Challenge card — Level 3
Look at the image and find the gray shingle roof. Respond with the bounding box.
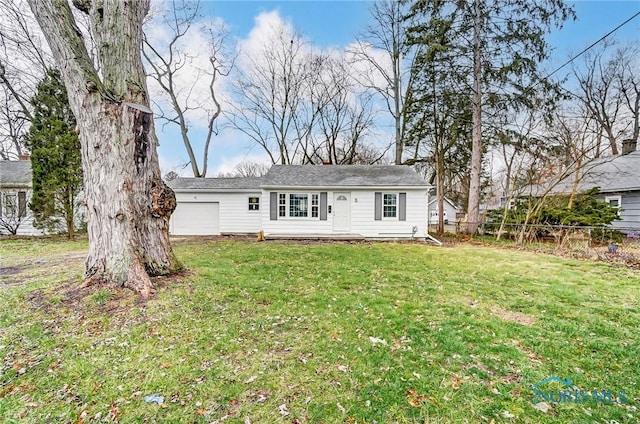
[0,160,32,188]
[582,151,640,192]
[167,177,263,191]
[549,151,640,194]
[262,165,428,187]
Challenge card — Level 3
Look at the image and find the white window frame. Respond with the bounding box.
[248,196,260,211]
[605,195,622,209]
[278,192,321,219]
[383,193,397,219]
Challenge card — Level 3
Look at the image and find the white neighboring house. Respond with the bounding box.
[0,159,44,236]
[168,165,431,239]
[428,197,460,225]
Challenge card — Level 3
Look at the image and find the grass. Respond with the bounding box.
[1,238,639,423]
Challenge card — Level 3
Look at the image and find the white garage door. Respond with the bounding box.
[171,202,220,235]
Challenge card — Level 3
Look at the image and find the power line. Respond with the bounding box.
[543,11,640,82]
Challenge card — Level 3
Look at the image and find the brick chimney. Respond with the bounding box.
[622,139,637,155]
[18,153,31,161]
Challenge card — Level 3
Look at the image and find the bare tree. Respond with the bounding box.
[615,45,640,148]
[311,55,377,164]
[229,25,316,165]
[349,0,418,165]
[216,160,270,178]
[0,0,51,159]
[572,42,626,156]
[143,0,233,177]
[28,0,179,298]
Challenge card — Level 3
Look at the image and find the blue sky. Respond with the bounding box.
[153,1,640,177]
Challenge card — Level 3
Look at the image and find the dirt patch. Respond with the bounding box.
[0,266,23,275]
[0,266,27,286]
[490,305,537,326]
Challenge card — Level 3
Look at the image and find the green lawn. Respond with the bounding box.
[1,238,639,423]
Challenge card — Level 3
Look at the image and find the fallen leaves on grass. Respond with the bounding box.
[406,388,430,407]
[490,305,536,326]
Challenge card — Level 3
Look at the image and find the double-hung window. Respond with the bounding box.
[248,196,260,211]
[3,193,17,217]
[383,193,397,218]
[311,194,319,218]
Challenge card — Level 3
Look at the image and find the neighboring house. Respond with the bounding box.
[543,142,640,233]
[428,197,459,225]
[168,165,431,239]
[0,159,43,236]
[578,149,640,233]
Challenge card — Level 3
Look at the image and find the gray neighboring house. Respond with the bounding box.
[168,165,431,238]
[552,145,640,234]
[0,159,43,235]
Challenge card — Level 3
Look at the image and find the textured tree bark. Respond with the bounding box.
[28,0,179,298]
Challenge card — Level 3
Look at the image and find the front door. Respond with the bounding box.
[333,192,351,232]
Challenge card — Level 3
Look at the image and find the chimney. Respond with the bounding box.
[18,153,31,161]
[622,139,637,155]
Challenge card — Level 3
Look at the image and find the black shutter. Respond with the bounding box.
[374,192,382,221]
[399,192,406,221]
[320,192,327,220]
[270,192,278,220]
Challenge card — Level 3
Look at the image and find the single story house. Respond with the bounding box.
[541,141,640,233]
[168,165,431,239]
[0,159,43,236]
[428,197,460,225]
[579,149,640,233]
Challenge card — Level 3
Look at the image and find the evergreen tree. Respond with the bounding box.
[405,0,575,234]
[25,69,83,238]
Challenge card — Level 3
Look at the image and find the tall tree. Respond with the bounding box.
[25,69,83,238]
[404,46,472,235]
[311,55,378,165]
[0,0,51,159]
[572,42,640,156]
[349,0,418,164]
[143,0,233,177]
[28,0,179,298]
[407,0,574,234]
[229,26,317,165]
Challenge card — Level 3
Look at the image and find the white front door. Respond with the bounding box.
[333,193,351,232]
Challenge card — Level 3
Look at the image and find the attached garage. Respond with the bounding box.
[170,201,220,235]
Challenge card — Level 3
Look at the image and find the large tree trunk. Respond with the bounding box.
[29,0,179,298]
[466,0,483,235]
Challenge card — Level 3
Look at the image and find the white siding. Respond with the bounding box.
[351,189,428,237]
[427,200,458,224]
[262,189,428,238]
[172,191,262,234]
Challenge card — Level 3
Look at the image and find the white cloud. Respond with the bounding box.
[143,8,235,131]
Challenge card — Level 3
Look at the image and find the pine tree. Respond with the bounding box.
[25,69,83,238]
[405,0,575,234]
